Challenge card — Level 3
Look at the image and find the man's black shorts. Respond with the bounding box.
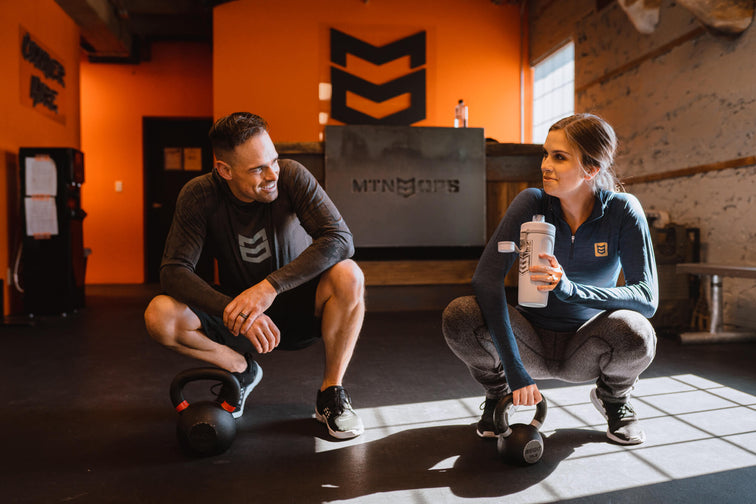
[190,275,322,353]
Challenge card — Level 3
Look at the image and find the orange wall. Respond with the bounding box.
[0,0,81,315]
[4,0,527,299]
[214,0,524,143]
[80,42,213,284]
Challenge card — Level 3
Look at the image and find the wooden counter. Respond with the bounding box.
[276,140,541,287]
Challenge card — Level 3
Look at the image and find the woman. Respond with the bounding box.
[443,114,658,445]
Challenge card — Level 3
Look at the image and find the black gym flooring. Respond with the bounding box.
[2,284,755,503]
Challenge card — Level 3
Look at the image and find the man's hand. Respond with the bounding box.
[223,280,278,336]
[512,384,542,406]
[242,313,281,354]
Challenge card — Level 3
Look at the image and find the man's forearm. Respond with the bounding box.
[266,231,353,293]
[160,264,231,316]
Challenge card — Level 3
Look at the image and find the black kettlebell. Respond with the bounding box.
[494,393,548,465]
[169,367,241,456]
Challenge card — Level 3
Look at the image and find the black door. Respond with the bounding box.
[143,117,214,283]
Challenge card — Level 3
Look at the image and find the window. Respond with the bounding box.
[532,42,574,144]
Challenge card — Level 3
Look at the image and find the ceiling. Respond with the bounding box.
[54,0,236,63]
[56,0,522,63]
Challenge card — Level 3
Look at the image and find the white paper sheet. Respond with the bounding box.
[24,196,59,236]
[164,147,183,170]
[183,147,202,171]
[24,156,58,196]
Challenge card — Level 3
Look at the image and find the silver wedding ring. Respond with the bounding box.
[238,312,249,319]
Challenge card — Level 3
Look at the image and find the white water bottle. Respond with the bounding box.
[454,99,468,127]
[497,215,556,308]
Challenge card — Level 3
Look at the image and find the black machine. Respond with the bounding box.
[18,147,87,316]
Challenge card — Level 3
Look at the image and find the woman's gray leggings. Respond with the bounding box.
[442,296,657,403]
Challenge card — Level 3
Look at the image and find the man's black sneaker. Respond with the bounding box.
[214,354,263,419]
[477,397,500,438]
[590,388,645,445]
[315,386,364,439]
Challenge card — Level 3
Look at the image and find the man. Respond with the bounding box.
[144,112,365,439]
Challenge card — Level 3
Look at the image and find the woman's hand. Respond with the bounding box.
[512,384,543,406]
[532,253,564,291]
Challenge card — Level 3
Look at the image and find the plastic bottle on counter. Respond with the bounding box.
[454,99,468,128]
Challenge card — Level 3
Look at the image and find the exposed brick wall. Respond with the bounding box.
[529,0,756,329]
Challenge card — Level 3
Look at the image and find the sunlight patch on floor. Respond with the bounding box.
[317,375,756,503]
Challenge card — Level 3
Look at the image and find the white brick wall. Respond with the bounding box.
[530,0,756,330]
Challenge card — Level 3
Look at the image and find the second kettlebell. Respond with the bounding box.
[169,367,241,457]
[494,393,548,465]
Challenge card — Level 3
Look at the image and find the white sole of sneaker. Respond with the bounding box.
[589,388,645,445]
[232,362,263,419]
[314,410,364,440]
[476,428,497,439]
[606,429,645,445]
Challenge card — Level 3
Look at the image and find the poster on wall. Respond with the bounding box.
[164,147,183,171]
[19,27,67,125]
[183,147,203,171]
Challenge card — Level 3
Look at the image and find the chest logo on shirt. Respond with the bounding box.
[239,229,272,264]
[594,242,608,257]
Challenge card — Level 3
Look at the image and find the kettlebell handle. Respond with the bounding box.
[169,367,241,415]
[493,393,548,437]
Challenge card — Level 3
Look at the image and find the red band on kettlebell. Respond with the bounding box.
[175,400,190,413]
[220,401,236,413]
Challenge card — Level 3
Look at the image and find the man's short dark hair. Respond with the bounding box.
[209,112,269,163]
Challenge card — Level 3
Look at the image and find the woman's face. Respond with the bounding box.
[541,129,594,200]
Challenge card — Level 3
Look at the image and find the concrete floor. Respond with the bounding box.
[1,284,754,503]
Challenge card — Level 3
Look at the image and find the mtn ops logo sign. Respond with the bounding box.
[329,29,426,125]
[325,125,486,248]
[351,178,460,198]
